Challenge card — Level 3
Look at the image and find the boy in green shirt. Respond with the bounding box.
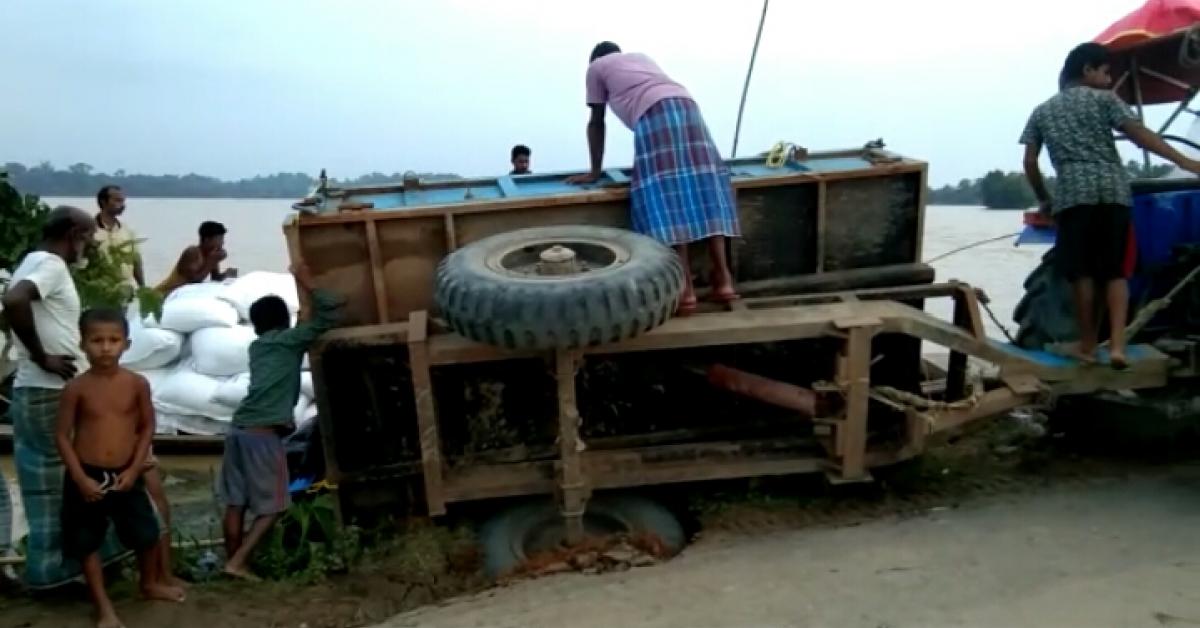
[220,263,342,580]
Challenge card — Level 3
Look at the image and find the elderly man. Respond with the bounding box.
[567,41,740,315]
[1,206,121,588]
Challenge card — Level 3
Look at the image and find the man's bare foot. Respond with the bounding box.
[167,575,189,589]
[1109,351,1129,370]
[141,582,186,602]
[96,609,125,628]
[222,565,261,582]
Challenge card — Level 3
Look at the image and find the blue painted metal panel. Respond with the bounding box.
[330,154,877,213]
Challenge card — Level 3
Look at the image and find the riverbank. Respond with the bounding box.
[3,416,1195,627]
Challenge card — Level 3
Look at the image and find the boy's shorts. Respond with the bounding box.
[220,427,290,516]
[1056,204,1132,281]
[61,464,160,560]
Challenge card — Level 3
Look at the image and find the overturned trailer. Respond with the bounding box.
[284,144,1166,571]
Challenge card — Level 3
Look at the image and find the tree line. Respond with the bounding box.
[1,162,460,199]
[929,161,1174,208]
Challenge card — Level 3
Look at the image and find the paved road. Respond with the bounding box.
[383,468,1200,628]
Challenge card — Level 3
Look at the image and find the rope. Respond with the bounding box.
[979,298,1018,344]
[1101,261,1200,348]
[731,0,770,158]
[924,232,1021,264]
[765,141,800,168]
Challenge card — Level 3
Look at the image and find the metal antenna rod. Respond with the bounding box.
[731,0,770,158]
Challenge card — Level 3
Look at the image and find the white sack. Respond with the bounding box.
[188,326,256,377]
[220,272,300,322]
[121,326,184,371]
[211,372,251,408]
[154,367,235,421]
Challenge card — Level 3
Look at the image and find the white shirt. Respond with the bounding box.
[9,251,87,389]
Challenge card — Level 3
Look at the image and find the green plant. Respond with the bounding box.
[252,493,363,583]
[0,171,50,274]
[72,241,163,319]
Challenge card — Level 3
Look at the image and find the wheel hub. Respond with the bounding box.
[536,245,580,275]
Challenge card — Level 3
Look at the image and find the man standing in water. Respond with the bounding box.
[1,206,111,588]
[567,41,740,315]
[1021,43,1200,366]
[93,185,145,289]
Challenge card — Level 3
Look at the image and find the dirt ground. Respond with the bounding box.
[2,419,1199,628]
[386,469,1200,628]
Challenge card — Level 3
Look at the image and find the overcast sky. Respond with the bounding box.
[1,0,1173,185]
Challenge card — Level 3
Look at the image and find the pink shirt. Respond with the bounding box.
[585,53,692,130]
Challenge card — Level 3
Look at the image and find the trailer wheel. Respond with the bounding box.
[479,494,686,578]
[1014,247,1079,349]
[435,226,685,351]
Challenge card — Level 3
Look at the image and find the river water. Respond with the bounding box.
[42,197,1043,338]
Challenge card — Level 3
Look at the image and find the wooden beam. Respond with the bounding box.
[837,325,875,480]
[308,349,345,524]
[282,216,312,319]
[696,263,936,302]
[815,180,828,273]
[443,213,458,251]
[555,349,588,544]
[407,311,446,516]
[363,220,390,324]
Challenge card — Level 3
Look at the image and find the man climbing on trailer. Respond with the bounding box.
[566,41,740,315]
[1020,42,1200,367]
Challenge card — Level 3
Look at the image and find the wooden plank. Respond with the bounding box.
[946,293,970,401]
[290,161,927,227]
[315,321,410,348]
[282,215,312,319]
[696,263,936,303]
[555,349,587,544]
[307,349,345,524]
[605,168,631,184]
[914,165,929,261]
[363,220,390,324]
[838,325,875,480]
[407,311,446,516]
[815,180,828,272]
[443,213,458,251]
[428,301,874,365]
[497,176,519,198]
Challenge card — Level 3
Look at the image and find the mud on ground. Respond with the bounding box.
[1,414,1193,628]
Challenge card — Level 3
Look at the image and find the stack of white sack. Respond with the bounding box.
[119,273,316,436]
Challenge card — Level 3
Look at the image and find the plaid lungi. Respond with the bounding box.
[11,387,124,589]
[631,97,740,246]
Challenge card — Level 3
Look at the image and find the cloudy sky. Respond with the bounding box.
[1,0,1174,185]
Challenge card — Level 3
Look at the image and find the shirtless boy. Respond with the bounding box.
[55,308,184,628]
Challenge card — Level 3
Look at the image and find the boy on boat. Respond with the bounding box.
[1020,42,1200,367]
[567,41,740,315]
[220,263,342,580]
[55,308,184,628]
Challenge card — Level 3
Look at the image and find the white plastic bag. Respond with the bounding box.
[220,272,300,322]
[300,371,314,399]
[188,326,256,377]
[153,367,235,421]
[121,326,184,371]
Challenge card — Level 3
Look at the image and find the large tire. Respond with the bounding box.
[435,226,685,351]
[1014,247,1079,349]
[479,493,686,578]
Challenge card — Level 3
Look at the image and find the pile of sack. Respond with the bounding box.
[122,272,318,436]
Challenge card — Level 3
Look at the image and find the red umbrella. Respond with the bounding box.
[1096,0,1200,51]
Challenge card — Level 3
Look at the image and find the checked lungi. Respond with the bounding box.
[630,97,740,246]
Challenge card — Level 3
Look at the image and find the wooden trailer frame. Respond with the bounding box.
[284,146,1168,535]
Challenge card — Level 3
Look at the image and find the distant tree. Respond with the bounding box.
[979,170,1036,210]
[1125,159,1173,179]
